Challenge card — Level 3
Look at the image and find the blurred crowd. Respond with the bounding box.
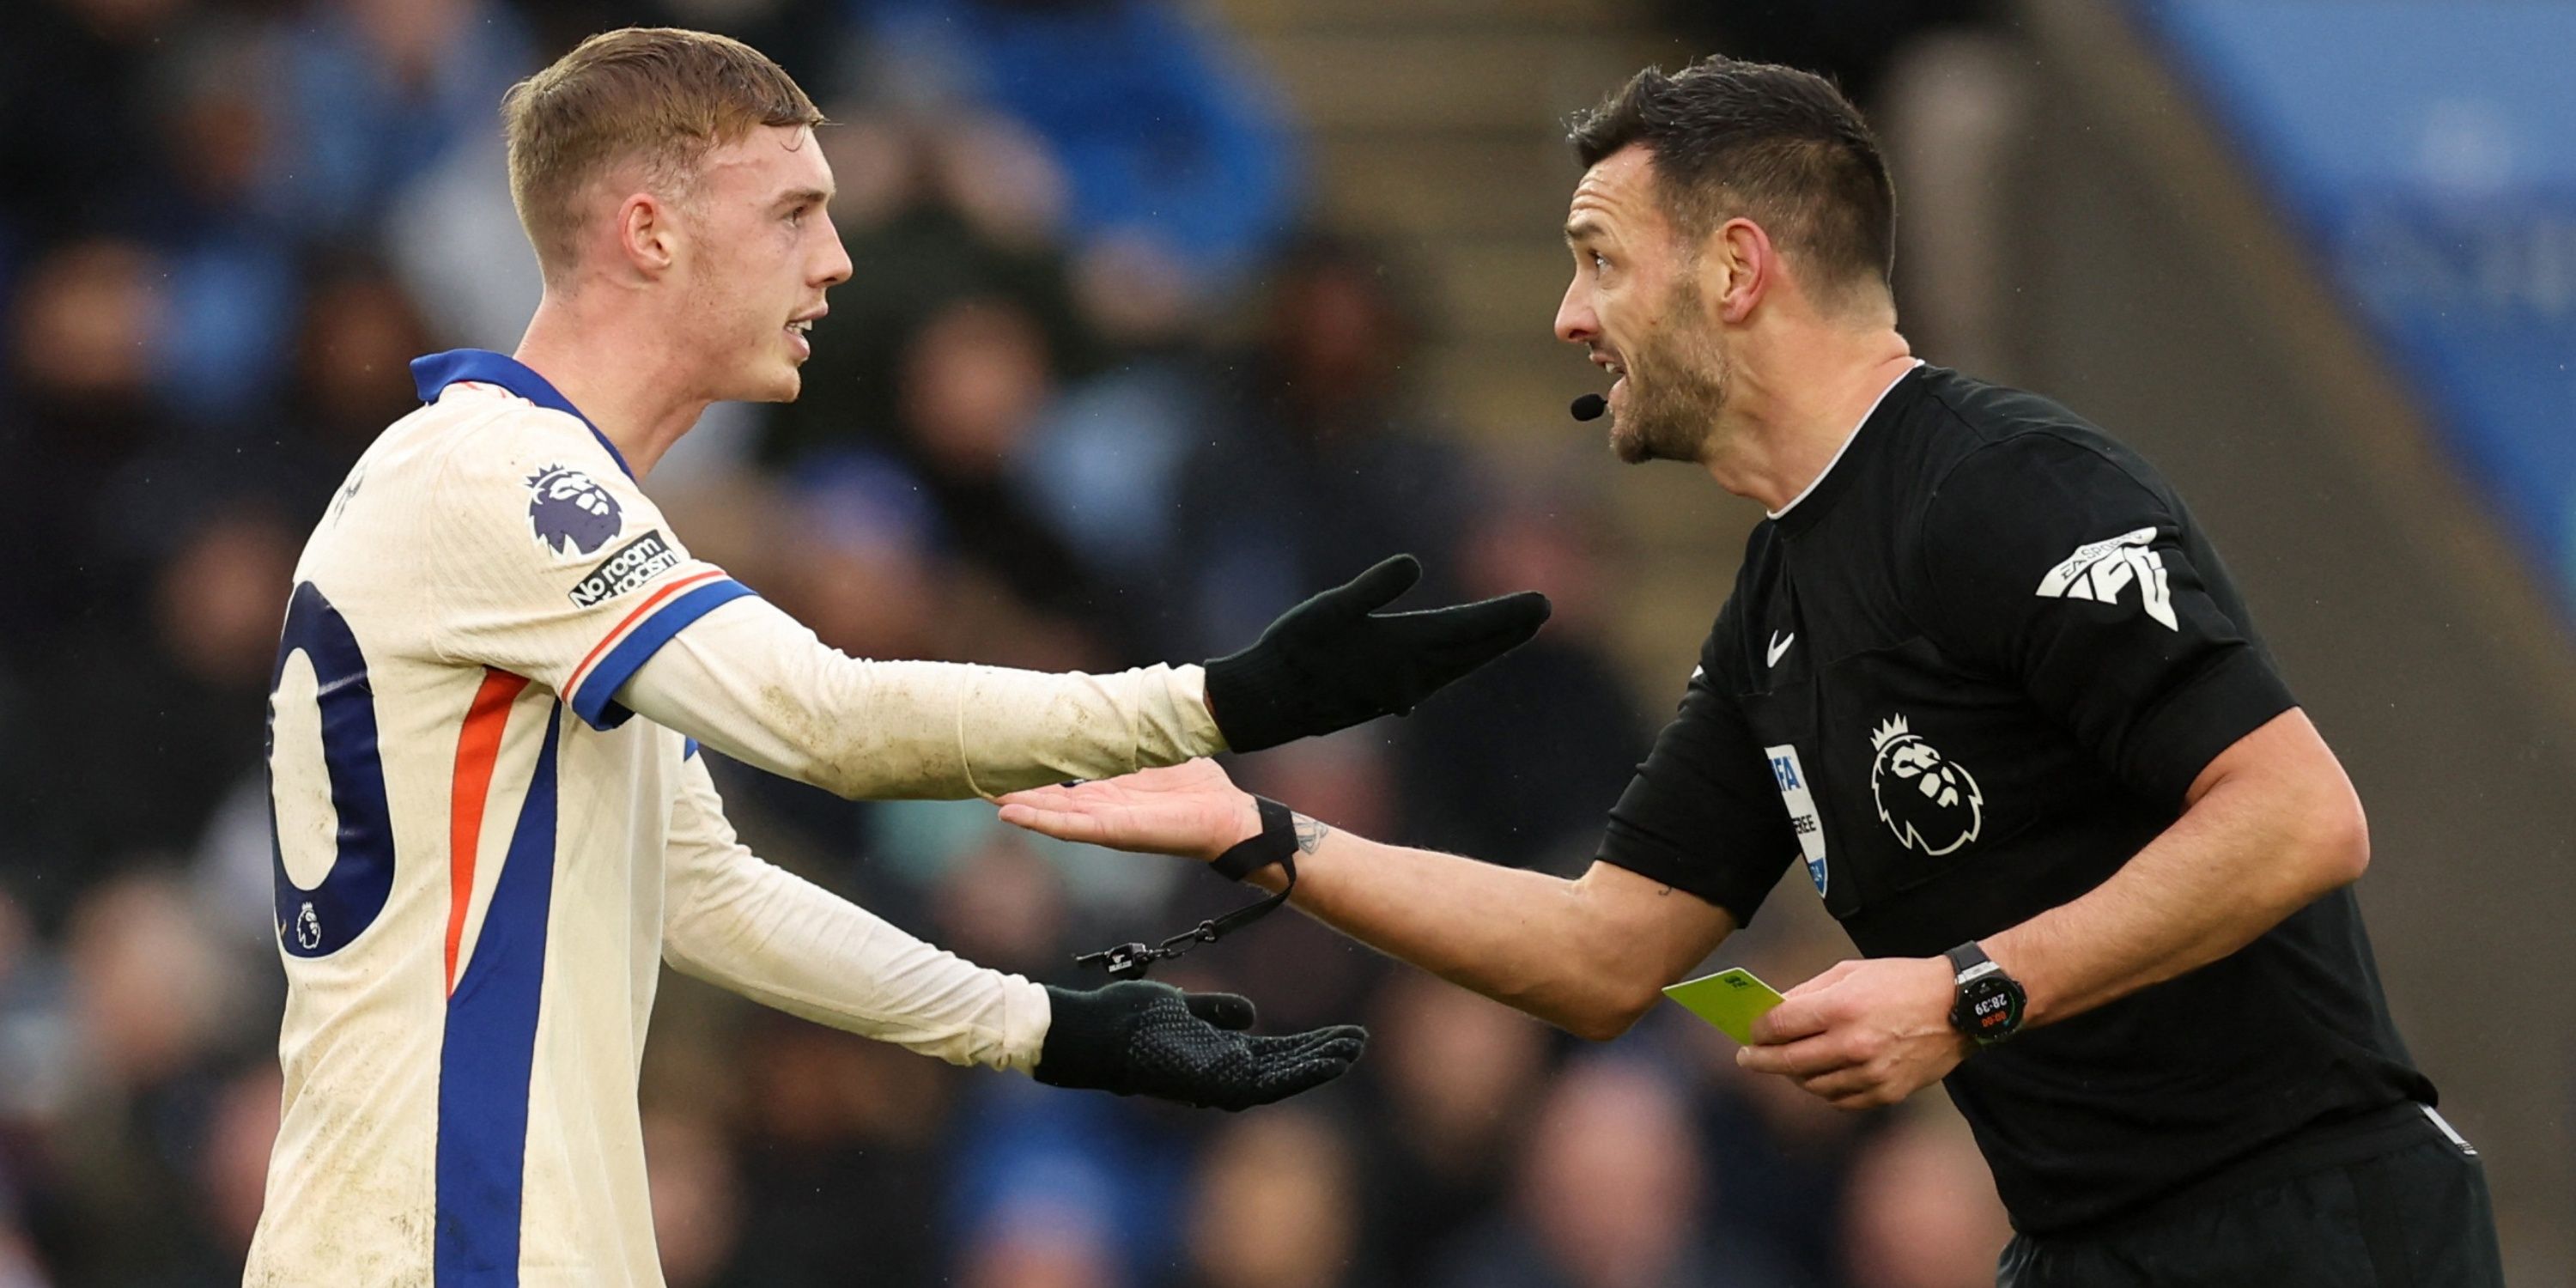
[0,0,2012,1284]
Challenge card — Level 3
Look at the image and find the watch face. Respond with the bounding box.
[1959,977,2021,1042]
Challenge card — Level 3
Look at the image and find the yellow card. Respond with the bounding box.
[1662,967,1785,1044]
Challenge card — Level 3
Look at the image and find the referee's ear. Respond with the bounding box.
[1703,216,1777,326]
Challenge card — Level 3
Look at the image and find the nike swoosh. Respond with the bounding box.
[1767,631,1795,667]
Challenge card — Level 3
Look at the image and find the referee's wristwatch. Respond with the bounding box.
[1944,941,2027,1048]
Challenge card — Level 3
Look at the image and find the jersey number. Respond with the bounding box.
[267,581,394,957]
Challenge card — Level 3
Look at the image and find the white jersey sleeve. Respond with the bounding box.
[660,752,1051,1072]
[420,408,752,732]
[618,594,1225,799]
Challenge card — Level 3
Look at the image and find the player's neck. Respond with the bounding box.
[1703,326,1915,513]
[513,298,711,480]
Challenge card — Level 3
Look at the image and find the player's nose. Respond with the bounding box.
[815,213,853,288]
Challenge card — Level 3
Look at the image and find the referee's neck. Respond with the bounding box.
[1704,331,1914,513]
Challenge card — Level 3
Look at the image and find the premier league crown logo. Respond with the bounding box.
[1868,714,1984,857]
[527,465,623,556]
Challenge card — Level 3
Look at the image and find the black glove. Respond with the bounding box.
[1203,554,1552,753]
[1033,981,1367,1111]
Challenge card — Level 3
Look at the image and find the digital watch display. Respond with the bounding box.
[1945,941,2026,1048]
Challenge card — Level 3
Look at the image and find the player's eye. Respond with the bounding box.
[1589,250,1608,275]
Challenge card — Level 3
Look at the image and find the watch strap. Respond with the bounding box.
[1944,939,2023,1047]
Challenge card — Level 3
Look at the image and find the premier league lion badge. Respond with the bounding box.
[1869,714,1984,857]
[527,465,623,556]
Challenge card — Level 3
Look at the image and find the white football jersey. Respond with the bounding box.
[248,348,1225,1287]
[248,350,768,1287]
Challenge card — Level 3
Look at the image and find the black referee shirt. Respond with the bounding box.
[1601,365,2433,1234]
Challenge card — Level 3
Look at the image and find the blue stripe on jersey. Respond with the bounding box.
[409,349,634,481]
[568,579,756,732]
[435,702,563,1287]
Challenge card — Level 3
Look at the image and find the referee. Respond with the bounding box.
[999,58,2504,1285]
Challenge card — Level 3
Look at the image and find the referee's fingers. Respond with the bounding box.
[994,783,1080,810]
[1736,1034,1856,1078]
[1783,957,1868,997]
[1795,1065,1884,1102]
[1748,995,1832,1046]
[994,803,1105,844]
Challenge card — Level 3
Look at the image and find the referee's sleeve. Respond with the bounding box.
[1595,629,1801,927]
[1914,434,2295,807]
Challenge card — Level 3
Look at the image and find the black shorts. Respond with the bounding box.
[1998,1104,2503,1288]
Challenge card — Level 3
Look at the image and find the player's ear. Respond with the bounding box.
[617,191,679,278]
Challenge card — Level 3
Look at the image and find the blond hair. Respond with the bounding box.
[501,27,824,276]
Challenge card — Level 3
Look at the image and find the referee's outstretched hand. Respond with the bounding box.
[1033,981,1367,1111]
[1201,554,1552,753]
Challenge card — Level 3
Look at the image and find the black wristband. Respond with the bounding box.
[1071,797,1301,980]
[1212,797,1297,883]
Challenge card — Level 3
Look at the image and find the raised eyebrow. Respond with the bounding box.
[1564,216,1607,247]
[777,186,833,210]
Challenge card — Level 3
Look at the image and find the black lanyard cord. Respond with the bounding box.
[1074,796,1299,980]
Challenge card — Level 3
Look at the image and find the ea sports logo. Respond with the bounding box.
[1868,715,1983,857]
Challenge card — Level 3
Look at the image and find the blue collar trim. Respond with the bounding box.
[409,349,635,481]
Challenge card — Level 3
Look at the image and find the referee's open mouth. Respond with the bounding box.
[1590,351,1628,410]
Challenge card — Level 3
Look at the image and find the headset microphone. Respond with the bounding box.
[1570,392,1607,422]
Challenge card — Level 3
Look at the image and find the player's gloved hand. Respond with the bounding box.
[1202,554,1551,753]
[1033,981,1367,1111]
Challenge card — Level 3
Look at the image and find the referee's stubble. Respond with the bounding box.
[1605,270,1730,467]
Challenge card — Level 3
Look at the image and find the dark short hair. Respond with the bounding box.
[1569,58,1894,298]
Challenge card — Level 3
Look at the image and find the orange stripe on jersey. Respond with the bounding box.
[447,669,532,995]
[562,569,724,700]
